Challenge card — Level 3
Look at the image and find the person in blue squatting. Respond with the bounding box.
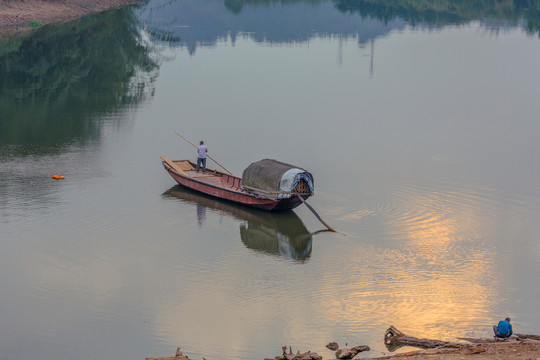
[493,317,513,340]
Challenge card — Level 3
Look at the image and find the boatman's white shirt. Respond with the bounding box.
[197,145,207,158]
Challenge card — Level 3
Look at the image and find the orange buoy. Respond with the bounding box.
[52,175,60,180]
[59,176,65,180]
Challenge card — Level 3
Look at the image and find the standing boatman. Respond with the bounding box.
[196,140,207,173]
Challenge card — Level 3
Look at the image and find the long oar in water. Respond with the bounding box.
[174,131,234,176]
[294,190,338,233]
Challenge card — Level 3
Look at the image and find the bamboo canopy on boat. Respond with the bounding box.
[241,159,314,200]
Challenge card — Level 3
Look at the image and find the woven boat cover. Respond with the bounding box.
[241,159,314,199]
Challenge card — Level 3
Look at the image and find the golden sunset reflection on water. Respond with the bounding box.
[328,184,500,342]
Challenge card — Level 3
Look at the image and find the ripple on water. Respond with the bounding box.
[342,177,534,241]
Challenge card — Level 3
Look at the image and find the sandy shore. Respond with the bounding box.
[0,0,139,36]
[366,339,540,360]
[149,338,540,360]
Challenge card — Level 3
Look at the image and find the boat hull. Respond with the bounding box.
[162,160,309,210]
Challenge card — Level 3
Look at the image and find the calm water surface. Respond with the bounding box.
[1,1,540,359]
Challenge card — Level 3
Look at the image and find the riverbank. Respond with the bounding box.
[149,338,540,360]
[0,0,139,36]
[367,339,540,360]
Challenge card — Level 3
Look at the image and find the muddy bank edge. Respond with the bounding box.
[0,0,140,36]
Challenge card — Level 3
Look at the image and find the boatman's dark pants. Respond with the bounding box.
[196,157,206,173]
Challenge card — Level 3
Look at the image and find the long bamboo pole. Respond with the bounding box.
[174,131,234,176]
[294,190,338,233]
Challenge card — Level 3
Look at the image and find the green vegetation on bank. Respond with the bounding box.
[26,21,44,28]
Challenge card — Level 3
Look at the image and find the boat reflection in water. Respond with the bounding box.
[163,186,314,262]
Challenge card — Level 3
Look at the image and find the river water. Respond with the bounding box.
[1,1,540,359]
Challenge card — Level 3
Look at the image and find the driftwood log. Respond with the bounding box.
[516,333,540,341]
[384,326,462,351]
[324,342,370,359]
[335,345,370,359]
[264,346,322,360]
[145,347,190,360]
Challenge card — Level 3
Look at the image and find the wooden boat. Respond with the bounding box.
[161,157,313,210]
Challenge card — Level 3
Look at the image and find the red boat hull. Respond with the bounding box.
[162,160,309,210]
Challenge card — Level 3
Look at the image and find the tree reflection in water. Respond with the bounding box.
[0,5,160,156]
[224,0,540,36]
[333,0,540,35]
[139,0,540,63]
